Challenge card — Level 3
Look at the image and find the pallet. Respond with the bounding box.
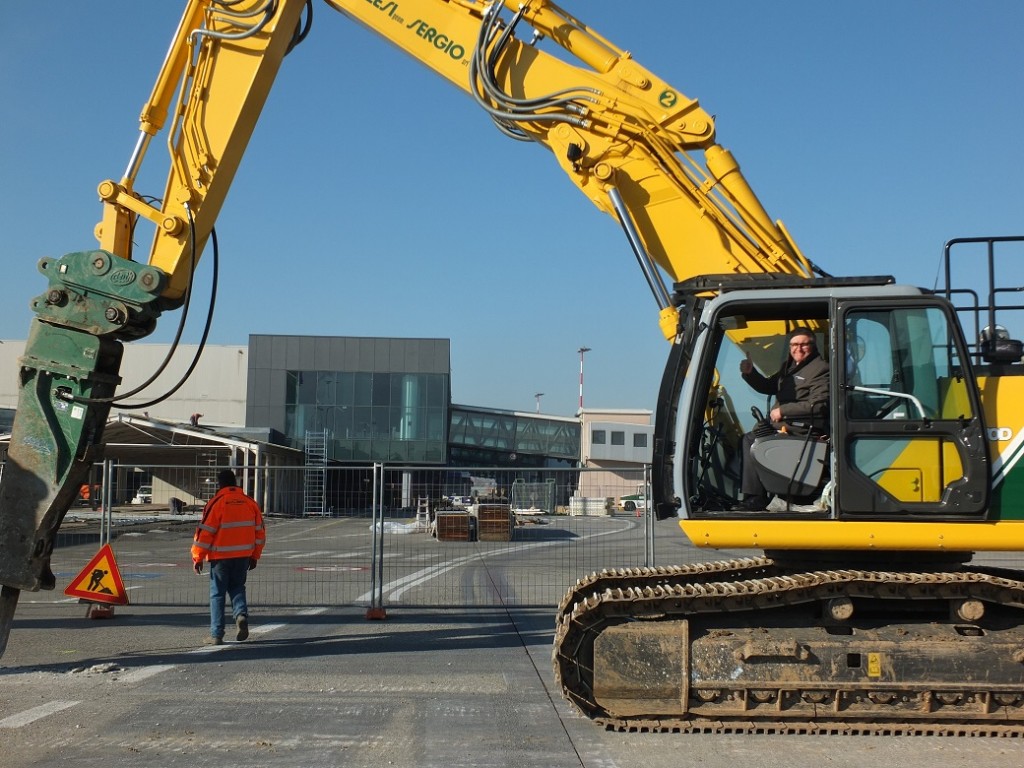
[477,504,514,542]
[435,512,474,542]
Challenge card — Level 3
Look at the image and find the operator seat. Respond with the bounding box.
[749,432,829,502]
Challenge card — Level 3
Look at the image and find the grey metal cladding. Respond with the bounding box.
[296,336,316,367]
[250,334,273,367]
[270,335,291,368]
[356,338,375,370]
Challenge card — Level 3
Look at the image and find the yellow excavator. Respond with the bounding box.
[1,0,1022,734]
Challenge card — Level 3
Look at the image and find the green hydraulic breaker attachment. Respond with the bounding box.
[0,322,123,592]
[0,250,166,656]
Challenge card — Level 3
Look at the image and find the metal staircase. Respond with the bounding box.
[196,450,220,503]
[303,429,328,516]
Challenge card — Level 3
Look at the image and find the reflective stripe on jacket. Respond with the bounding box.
[191,486,266,562]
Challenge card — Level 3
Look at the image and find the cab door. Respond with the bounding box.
[834,299,990,518]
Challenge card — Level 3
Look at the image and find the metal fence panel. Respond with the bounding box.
[44,462,1024,611]
[49,464,668,608]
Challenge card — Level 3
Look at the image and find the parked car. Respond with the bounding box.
[132,485,153,505]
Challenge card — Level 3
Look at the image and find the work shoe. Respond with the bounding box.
[204,635,223,646]
[235,615,249,642]
[730,495,768,512]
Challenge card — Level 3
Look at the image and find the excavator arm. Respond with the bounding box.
[336,0,816,336]
[0,0,810,654]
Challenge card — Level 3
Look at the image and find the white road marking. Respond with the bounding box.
[0,700,80,729]
[188,620,286,653]
[116,664,176,684]
[252,622,285,636]
[358,519,636,602]
[190,643,229,654]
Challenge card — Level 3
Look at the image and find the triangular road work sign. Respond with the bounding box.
[64,543,129,605]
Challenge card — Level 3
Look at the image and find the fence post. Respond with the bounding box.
[366,462,387,620]
[643,464,655,567]
[101,458,115,546]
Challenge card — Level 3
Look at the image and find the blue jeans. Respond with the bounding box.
[208,557,250,639]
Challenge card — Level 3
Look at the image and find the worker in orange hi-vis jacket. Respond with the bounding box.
[191,469,265,645]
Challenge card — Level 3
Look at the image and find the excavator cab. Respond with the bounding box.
[678,292,833,514]
[658,277,991,525]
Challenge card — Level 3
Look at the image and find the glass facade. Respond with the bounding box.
[246,336,585,470]
[285,371,448,463]
[448,406,580,467]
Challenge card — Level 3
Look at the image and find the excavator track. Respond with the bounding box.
[553,559,1024,736]
[555,557,778,620]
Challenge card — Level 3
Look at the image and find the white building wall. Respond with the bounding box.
[577,408,653,502]
[580,409,654,465]
[0,341,247,427]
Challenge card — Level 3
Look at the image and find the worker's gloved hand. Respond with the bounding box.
[193,561,203,574]
[248,558,258,571]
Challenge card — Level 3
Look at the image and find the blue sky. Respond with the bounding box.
[2,2,1022,418]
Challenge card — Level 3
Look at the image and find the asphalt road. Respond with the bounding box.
[1,516,1022,767]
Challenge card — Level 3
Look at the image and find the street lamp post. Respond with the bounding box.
[534,392,544,413]
[577,347,591,411]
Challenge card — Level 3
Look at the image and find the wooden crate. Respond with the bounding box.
[435,512,473,542]
[476,504,513,542]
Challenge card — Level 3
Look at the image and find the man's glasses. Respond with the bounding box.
[789,342,814,348]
